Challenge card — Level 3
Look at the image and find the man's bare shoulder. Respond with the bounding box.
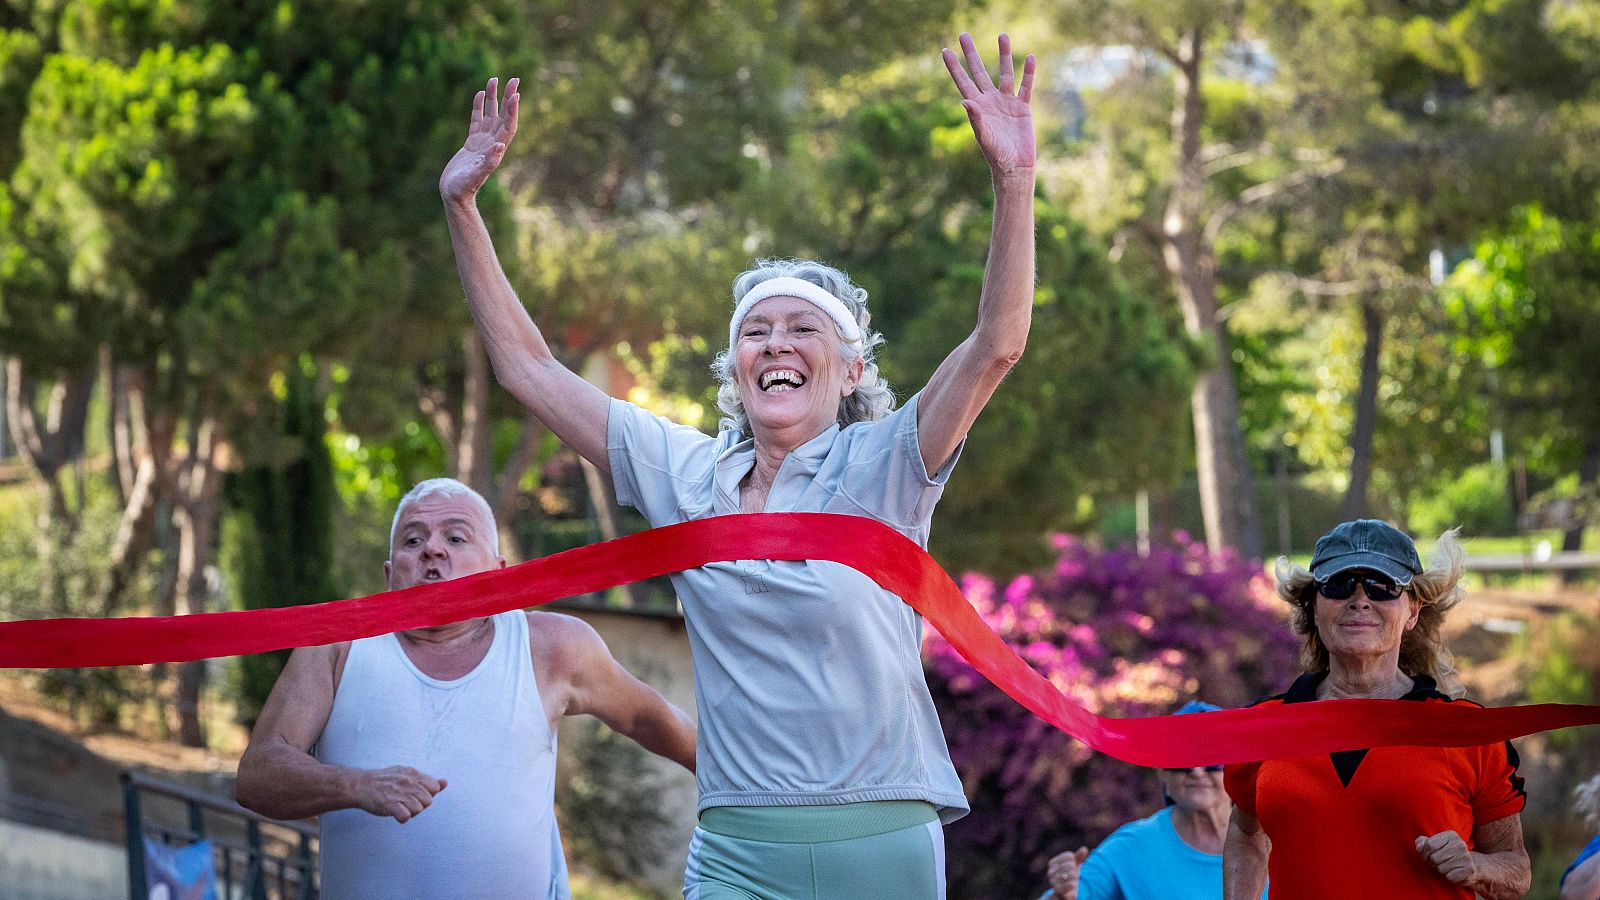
[526,610,610,670]
[285,641,355,690]
[526,610,604,646]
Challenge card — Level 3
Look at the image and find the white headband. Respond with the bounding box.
[728,277,863,348]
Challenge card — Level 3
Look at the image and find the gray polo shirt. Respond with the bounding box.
[607,393,969,822]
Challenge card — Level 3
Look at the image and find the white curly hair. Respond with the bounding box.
[711,258,895,437]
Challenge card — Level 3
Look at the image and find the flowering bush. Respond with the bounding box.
[925,533,1298,898]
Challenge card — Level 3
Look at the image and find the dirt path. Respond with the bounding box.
[0,676,246,843]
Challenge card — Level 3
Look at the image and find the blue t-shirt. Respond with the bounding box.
[1039,807,1265,900]
[1563,835,1600,890]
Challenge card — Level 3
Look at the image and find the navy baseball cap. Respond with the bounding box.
[1310,519,1423,586]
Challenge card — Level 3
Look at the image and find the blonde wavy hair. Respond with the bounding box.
[1274,528,1467,696]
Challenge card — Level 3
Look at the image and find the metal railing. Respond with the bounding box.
[122,770,317,900]
[1465,550,1600,573]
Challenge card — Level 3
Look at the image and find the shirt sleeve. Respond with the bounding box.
[831,392,963,534]
[1224,761,1262,820]
[1076,832,1126,900]
[1561,835,1600,889]
[605,397,720,527]
[1470,739,1527,825]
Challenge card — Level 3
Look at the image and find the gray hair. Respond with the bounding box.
[1576,773,1600,830]
[712,258,895,438]
[389,477,499,556]
[1275,528,1466,696]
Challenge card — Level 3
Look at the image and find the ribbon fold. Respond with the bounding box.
[1,513,1595,766]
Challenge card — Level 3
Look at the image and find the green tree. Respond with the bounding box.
[223,360,339,725]
[1447,206,1600,549]
[0,0,521,745]
[736,75,1199,573]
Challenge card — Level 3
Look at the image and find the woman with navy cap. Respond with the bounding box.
[440,30,1038,900]
[1222,520,1531,899]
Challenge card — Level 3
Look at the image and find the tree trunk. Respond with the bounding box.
[1274,451,1293,556]
[107,354,148,504]
[96,369,169,615]
[7,358,96,600]
[580,455,646,606]
[1162,30,1264,560]
[1561,439,1600,585]
[489,413,546,564]
[0,361,10,459]
[6,357,96,534]
[98,456,161,615]
[458,328,494,493]
[1341,298,1384,521]
[171,411,222,748]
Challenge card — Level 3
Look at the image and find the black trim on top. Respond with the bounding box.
[1279,671,1446,788]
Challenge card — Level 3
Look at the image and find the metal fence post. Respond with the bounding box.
[121,772,147,900]
[247,818,268,900]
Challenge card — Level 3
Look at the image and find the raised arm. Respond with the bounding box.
[236,645,447,823]
[440,77,612,471]
[917,32,1037,473]
[532,611,696,772]
[1224,806,1271,900]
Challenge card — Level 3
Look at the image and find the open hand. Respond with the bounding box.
[1046,846,1089,898]
[1417,830,1479,887]
[942,33,1036,181]
[440,76,520,205]
[355,765,448,824]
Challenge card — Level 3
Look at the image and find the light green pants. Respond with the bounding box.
[683,801,945,900]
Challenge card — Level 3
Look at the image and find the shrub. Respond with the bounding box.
[1410,463,1516,538]
[925,532,1298,898]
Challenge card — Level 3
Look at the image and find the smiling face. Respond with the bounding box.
[1312,569,1422,667]
[384,492,504,591]
[732,295,864,445]
[1162,766,1227,816]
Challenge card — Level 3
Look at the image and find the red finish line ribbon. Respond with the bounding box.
[1,513,1595,766]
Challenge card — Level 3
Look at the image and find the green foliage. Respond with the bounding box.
[568,873,658,900]
[0,26,42,175]
[743,74,1198,574]
[1410,463,1515,537]
[557,716,678,886]
[1447,206,1600,484]
[1522,613,1599,750]
[0,476,154,726]
[909,208,1200,572]
[222,360,340,725]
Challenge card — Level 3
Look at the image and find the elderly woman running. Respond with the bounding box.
[438,32,1037,900]
[1223,520,1531,900]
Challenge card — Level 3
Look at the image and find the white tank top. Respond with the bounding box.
[316,610,569,899]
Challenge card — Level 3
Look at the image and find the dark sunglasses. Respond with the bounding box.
[1316,572,1406,601]
[1163,765,1224,773]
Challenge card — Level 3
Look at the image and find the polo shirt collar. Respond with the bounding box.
[1283,670,1440,703]
[713,423,841,512]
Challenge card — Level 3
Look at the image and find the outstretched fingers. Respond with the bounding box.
[998,34,1014,93]
[501,77,520,141]
[945,32,1035,104]
[470,88,486,132]
[942,46,978,99]
[1019,53,1036,103]
[471,77,520,149]
[959,32,996,92]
